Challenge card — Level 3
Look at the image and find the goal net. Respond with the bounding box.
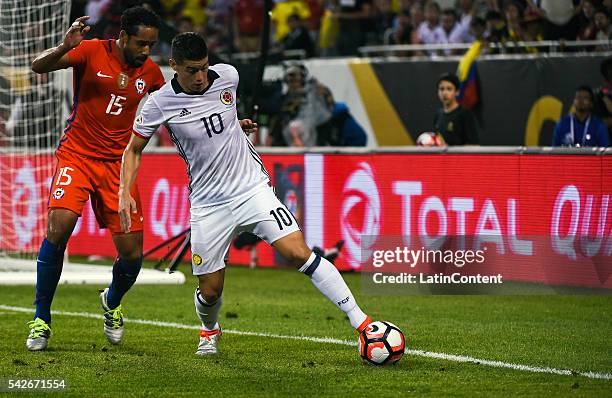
[0,0,71,262]
[0,0,185,285]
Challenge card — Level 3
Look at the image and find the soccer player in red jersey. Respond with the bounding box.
[26,6,165,351]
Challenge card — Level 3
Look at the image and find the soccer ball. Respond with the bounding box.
[358,321,405,365]
[416,132,443,147]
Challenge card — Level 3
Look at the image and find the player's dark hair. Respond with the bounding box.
[120,6,160,36]
[576,85,595,102]
[171,32,208,64]
[437,73,460,90]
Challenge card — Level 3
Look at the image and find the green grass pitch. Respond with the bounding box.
[0,264,610,397]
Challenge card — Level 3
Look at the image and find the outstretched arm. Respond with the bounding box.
[119,134,149,233]
[31,16,90,73]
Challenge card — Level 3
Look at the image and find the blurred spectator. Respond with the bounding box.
[469,16,487,42]
[154,16,193,56]
[433,73,480,145]
[437,8,461,53]
[206,0,236,51]
[334,0,374,56]
[85,0,113,25]
[453,0,476,43]
[316,87,368,146]
[552,86,609,147]
[234,0,265,52]
[505,2,524,42]
[319,0,340,56]
[521,8,545,52]
[484,0,501,12]
[271,0,311,43]
[326,102,368,146]
[206,0,235,28]
[304,0,325,33]
[373,0,397,43]
[577,0,597,40]
[181,0,208,30]
[409,3,425,43]
[176,15,195,32]
[270,64,332,146]
[485,9,508,43]
[594,57,612,136]
[279,14,315,57]
[416,1,443,52]
[158,0,184,18]
[526,0,580,40]
[595,7,612,43]
[395,0,416,13]
[384,10,412,44]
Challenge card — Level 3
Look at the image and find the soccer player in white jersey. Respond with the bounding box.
[118,32,372,355]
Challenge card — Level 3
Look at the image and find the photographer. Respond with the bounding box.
[270,64,332,147]
[552,86,609,147]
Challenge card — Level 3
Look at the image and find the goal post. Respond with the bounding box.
[0,0,71,260]
[0,0,185,285]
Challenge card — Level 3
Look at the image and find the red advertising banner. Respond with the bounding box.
[0,154,54,254]
[1,152,610,288]
[319,154,611,288]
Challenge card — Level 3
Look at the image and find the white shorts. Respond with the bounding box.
[190,185,301,275]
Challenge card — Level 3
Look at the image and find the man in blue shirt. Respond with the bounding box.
[552,86,610,147]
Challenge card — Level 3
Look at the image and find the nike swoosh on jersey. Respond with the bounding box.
[97,71,112,78]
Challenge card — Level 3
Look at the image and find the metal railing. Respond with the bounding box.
[144,146,612,156]
[358,40,611,57]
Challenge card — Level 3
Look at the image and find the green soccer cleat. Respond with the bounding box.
[26,317,51,351]
[100,288,124,344]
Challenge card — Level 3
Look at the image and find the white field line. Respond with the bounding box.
[2,304,611,381]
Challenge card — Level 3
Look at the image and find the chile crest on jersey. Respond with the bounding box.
[135,78,146,94]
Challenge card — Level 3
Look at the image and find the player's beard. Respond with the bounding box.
[125,50,146,68]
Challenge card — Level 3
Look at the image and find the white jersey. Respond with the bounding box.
[133,64,270,207]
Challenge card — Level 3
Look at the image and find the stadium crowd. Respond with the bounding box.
[2,1,609,150]
[72,0,612,59]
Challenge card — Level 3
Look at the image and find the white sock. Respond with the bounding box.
[194,288,222,331]
[300,252,368,329]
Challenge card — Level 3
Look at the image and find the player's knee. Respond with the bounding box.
[283,245,313,267]
[198,286,221,303]
[197,278,223,303]
[45,223,72,246]
[46,209,78,246]
[119,249,143,263]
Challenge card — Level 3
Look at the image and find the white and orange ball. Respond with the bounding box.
[358,321,405,365]
[416,132,443,147]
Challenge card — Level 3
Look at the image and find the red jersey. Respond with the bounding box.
[58,39,164,160]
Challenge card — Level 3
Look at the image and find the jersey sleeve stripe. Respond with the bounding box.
[58,65,84,146]
[46,158,61,207]
[165,123,194,193]
[244,136,270,180]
